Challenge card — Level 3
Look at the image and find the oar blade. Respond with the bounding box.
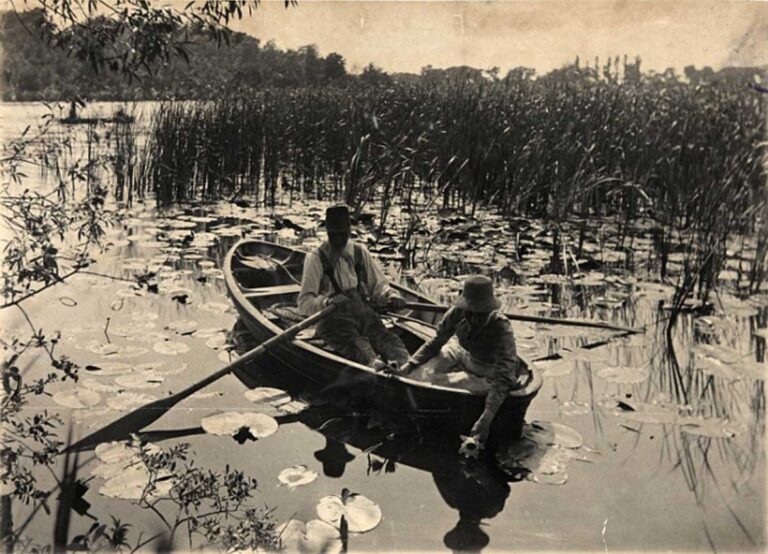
[65,395,180,452]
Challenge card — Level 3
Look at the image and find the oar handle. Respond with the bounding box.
[165,304,338,401]
[401,302,643,334]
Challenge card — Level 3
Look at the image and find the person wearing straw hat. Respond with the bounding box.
[298,204,410,370]
[396,275,531,457]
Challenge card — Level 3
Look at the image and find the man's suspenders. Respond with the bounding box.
[317,243,367,297]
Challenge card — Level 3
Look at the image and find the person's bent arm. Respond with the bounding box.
[401,307,461,374]
[469,320,524,444]
[298,253,330,316]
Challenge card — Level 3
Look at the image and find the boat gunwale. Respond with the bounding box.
[224,238,542,399]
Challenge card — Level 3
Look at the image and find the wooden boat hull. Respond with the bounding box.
[224,239,542,445]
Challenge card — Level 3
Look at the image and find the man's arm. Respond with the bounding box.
[468,320,524,444]
[407,307,461,367]
[297,253,329,316]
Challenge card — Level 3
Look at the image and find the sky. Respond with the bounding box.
[230,0,768,75]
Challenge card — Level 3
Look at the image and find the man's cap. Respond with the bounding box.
[455,275,501,313]
[325,204,351,232]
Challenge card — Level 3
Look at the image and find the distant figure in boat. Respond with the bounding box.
[395,276,532,457]
[298,204,409,370]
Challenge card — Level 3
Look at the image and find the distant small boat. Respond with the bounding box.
[224,239,542,446]
[59,113,135,125]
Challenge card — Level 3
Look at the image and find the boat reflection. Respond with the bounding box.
[231,330,523,553]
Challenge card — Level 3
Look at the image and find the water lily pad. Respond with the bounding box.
[601,399,679,425]
[532,358,573,378]
[153,340,190,355]
[205,334,230,350]
[115,373,165,389]
[166,320,198,335]
[131,312,159,323]
[94,440,162,465]
[85,340,121,356]
[678,416,746,438]
[82,379,122,393]
[110,346,150,359]
[694,355,742,380]
[523,421,583,449]
[692,344,742,364]
[245,387,292,407]
[316,493,382,533]
[201,412,279,441]
[198,302,231,314]
[276,520,341,554]
[99,465,174,500]
[218,350,240,363]
[278,465,318,488]
[53,388,102,409]
[72,407,117,423]
[107,392,157,411]
[568,346,608,363]
[116,287,145,298]
[559,401,591,416]
[596,366,649,384]
[109,321,157,338]
[194,327,228,338]
[83,362,133,376]
[528,472,568,486]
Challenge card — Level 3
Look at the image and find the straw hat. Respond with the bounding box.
[455,276,500,313]
[325,204,352,232]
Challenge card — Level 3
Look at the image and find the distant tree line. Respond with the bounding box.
[1,9,763,101]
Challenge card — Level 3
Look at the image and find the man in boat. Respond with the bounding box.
[396,276,532,457]
[298,204,410,369]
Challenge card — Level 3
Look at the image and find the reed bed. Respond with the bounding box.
[138,72,766,299]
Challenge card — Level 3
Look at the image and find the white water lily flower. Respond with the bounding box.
[115,373,165,389]
[107,392,157,411]
[153,340,190,355]
[277,519,342,554]
[278,465,318,489]
[201,412,279,439]
[52,388,101,409]
[596,366,649,384]
[316,493,382,533]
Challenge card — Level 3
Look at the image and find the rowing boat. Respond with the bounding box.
[224,239,542,446]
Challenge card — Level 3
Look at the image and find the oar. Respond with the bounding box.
[400,302,643,334]
[66,305,337,453]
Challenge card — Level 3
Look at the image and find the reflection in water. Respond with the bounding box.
[231,342,523,552]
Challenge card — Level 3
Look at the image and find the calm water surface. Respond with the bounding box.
[2,102,765,552]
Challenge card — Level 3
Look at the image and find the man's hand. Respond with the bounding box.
[326,293,350,308]
[470,418,492,445]
[386,296,407,310]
